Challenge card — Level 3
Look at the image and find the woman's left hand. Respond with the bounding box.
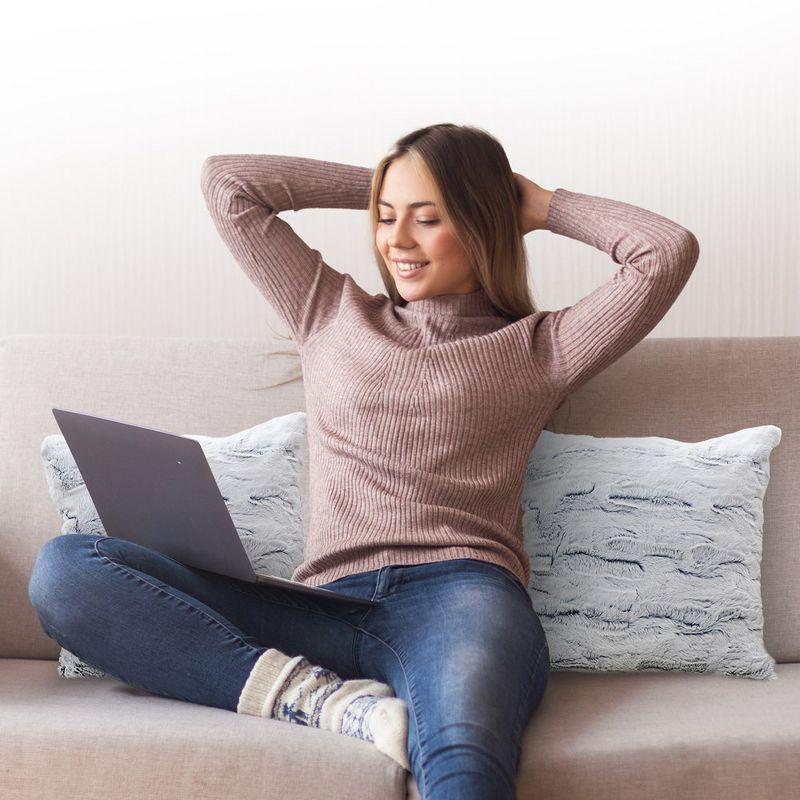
[513,172,554,235]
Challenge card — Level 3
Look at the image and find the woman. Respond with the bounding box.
[28,123,699,799]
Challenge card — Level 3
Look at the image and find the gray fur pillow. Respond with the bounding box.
[521,425,781,680]
[40,411,308,678]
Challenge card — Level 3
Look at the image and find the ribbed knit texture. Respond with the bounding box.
[201,154,700,589]
[236,648,295,716]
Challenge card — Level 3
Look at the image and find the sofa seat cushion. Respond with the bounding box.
[0,659,407,800]
[518,662,800,799]
[3,660,798,799]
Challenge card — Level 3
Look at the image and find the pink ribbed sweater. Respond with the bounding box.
[200,155,699,589]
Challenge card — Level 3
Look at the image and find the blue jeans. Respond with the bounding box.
[28,533,550,800]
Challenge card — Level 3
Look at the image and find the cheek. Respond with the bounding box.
[427,231,459,260]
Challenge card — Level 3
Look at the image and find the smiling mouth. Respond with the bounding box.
[393,260,430,278]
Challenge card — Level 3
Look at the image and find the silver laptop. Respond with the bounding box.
[51,408,378,607]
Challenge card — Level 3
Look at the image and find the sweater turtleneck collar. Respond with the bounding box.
[400,287,500,317]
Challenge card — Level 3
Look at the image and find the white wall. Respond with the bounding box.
[2,0,797,340]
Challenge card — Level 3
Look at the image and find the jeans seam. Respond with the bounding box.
[346,569,384,682]
[513,641,549,744]
[228,585,380,685]
[355,626,426,789]
[93,538,262,653]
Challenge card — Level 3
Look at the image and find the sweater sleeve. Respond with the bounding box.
[531,188,700,397]
[200,154,374,345]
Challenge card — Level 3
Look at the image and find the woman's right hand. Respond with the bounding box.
[513,172,554,234]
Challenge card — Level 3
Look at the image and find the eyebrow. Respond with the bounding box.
[377,199,437,209]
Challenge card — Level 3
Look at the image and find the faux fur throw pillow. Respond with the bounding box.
[40,411,307,678]
[521,425,781,680]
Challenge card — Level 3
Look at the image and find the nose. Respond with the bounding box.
[387,219,417,250]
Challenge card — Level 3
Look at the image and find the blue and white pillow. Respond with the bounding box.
[521,425,781,680]
[41,411,308,678]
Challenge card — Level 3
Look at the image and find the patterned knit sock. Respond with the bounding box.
[237,647,410,770]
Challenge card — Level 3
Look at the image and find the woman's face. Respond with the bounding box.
[376,156,480,302]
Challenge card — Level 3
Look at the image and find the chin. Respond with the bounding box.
[397,283,431,300]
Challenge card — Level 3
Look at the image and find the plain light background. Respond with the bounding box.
[1,0,797,342]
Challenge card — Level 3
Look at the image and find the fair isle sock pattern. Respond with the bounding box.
[340,693,381,741]
[242,648,410,770]
[268,656,343,727]
[267,655,384,743]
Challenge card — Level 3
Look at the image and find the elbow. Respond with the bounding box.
[657,228,699,280]
[678,229,700,277]
[681,228,700,261]
[659,229,700,297]
[200,155,225,201]
[200,155,244,216]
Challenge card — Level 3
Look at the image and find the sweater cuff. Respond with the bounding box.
[544,187,584,238]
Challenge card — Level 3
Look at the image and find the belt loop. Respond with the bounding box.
[370,566,386,602]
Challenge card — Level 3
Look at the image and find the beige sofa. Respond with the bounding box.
[2,332,798,800]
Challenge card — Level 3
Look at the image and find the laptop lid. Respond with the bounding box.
[50,408,378,606]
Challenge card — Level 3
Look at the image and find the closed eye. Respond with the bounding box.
[378,219,439,226]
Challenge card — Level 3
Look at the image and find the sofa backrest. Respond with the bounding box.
[2,334,797,663]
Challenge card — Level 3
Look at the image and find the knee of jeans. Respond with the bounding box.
[429,719,506,752]
[28,533,98,624]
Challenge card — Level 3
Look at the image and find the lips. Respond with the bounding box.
[395,262,429,279]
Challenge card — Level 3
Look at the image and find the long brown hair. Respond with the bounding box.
[256,123,543,388]
[370,123,540,320]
